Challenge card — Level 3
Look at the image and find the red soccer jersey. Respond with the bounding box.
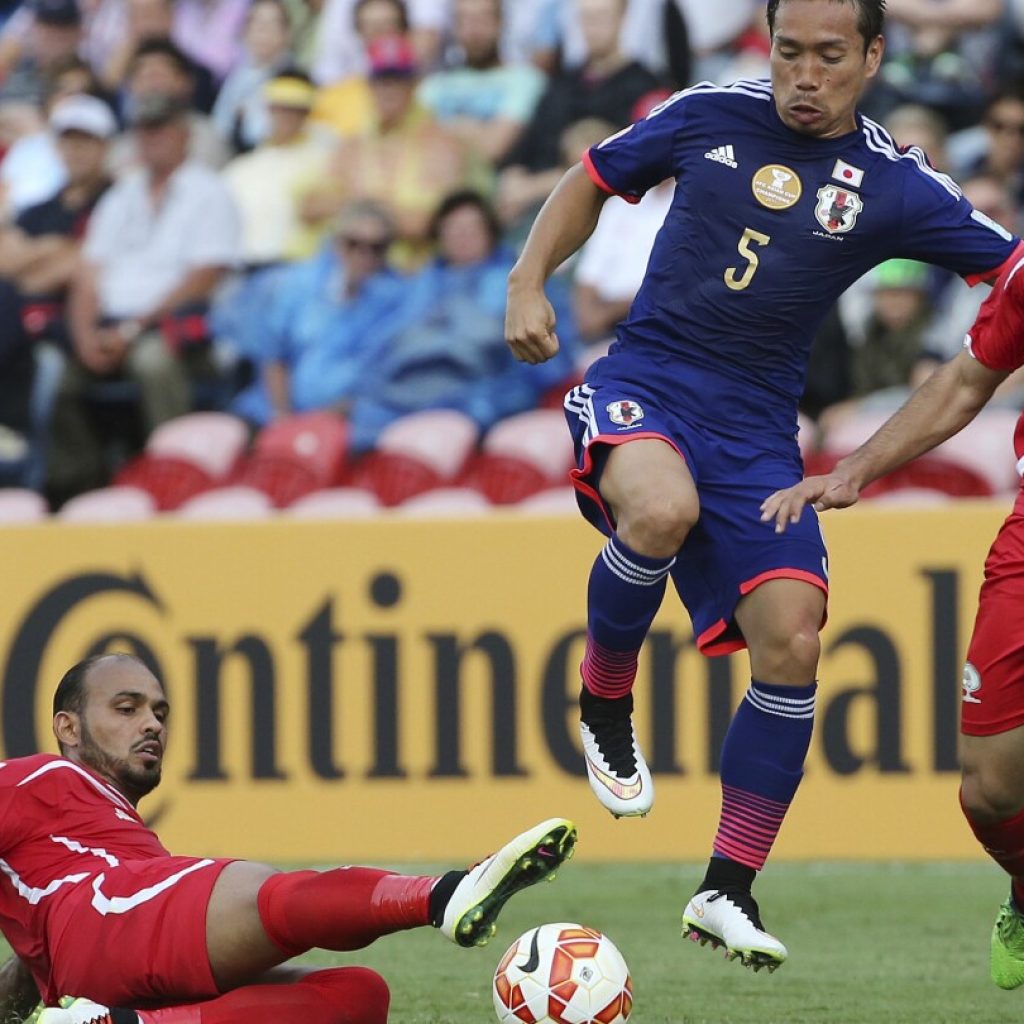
[0,754,168,988]
[966,244,1024,469]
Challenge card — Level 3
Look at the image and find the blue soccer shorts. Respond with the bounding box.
[563,377,829,656]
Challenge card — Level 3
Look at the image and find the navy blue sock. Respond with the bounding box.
[582,535,675,699]
[711,679,817,870]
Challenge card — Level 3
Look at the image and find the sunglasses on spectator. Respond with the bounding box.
[338,235,391,255]
[986,117,1024,138]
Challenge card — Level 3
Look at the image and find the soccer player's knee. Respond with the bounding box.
[961,763,1024,824]
[623,491,696,552]
[759,623,820,677]
[344,967,390,1023]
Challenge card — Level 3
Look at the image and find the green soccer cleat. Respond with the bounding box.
[992,897,1024,990]
[440,817,577,948]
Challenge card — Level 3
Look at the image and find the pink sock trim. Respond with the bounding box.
[712,785,789,870]
[581,638,638,699]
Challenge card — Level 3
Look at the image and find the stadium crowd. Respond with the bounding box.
[0,0,1022,513]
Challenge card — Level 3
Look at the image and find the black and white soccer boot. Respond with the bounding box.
[682,887,787,972]
[579,688,653,818]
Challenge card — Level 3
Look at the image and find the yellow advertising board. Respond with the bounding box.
[0,501,1007,863]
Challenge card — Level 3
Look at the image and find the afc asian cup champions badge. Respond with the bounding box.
[962,662,982,704]
[606,400,644,428]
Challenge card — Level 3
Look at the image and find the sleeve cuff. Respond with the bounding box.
[582,149,641,205]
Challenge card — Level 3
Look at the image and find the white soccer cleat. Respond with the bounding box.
[682,889,788,972]
[39,999,115,1024]
[441,817,577,948]
[579,689,653,818]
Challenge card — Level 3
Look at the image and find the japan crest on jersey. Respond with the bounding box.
[814,185,864,234]
[607,400,644,427]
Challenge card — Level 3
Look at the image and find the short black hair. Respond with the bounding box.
[430,188,502,247]
[129,37,194,80]
[767,0,885,51]
[53,653,155,718]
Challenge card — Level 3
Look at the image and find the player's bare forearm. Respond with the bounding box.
[834,351,1005,491]
[509,164,607,288]
[506,164,607,364]
[761,351,1006,531]
[0,954,40,1023]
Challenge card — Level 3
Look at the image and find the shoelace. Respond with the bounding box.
[708,888,766,931]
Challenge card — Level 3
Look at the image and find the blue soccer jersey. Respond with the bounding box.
[582,78,1020,441]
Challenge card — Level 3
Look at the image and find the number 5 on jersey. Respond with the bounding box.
[724,228,771,291]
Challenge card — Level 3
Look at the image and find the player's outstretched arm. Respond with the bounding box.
[0,955,40,1023]
[761,349,1008,532]
[506,163,608,365]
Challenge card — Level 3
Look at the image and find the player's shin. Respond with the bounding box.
[256,868,436,956]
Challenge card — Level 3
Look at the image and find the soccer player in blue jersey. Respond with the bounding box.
[505,0,1023,971]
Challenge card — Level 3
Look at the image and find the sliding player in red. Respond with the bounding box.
[762,246,1024,989]
[0,653,577,1023]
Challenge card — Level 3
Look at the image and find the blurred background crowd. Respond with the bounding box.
[0,0,1023,514]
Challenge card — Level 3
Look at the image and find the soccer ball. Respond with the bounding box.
[492,922,632,1024]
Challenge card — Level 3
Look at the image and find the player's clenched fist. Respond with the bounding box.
[505,282,560,364]
[760,473,861,533]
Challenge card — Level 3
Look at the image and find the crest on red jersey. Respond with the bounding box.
[607,400,644,427]
[814,185,863,234]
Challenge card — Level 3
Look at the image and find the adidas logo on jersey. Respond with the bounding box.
[704,145,737,168]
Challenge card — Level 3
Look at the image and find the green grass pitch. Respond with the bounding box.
[9,861,1023,1023]
[303,860,1021,1023]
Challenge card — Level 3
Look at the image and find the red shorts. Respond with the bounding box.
[963,511,1024,736]
[42,856,235,1007]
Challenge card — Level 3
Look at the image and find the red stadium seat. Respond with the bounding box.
[58,486,157,522]
[115,412,249,510]
[349,410,479,507]
[0,488,48,523]
[176,485,274,520]
[237,412,350,508]
[464,409,576,504]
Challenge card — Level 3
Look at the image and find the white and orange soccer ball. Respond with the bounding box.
[492,922,633,1024]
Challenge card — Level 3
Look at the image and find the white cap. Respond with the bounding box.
[49,94,117,140]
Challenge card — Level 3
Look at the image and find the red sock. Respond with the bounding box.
[136,967,389,1024]
[256,867,435,957]
[960,790,1024,904]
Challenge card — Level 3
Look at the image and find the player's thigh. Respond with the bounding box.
[736,578,827,683]
[206,860,284,990]
[600,439,699,541]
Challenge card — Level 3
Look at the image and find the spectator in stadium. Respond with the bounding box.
[0,93,114,489]
[417,0,545,167]
[0,55,101,220]
[0,0,82,106]
[45,92,241,506]
[299,32,468,268]
[883,102,950,170]
[349,189,577,449]
[0,652,577,1023]
[221,69,332,267]
[952,88,1024,209]
[308,0,406,138]
[172,0,250,84]
[110,38,228,171]
[496,0,662,229]
[99,0,216,110]
[229,199,404,425]
[211,0,295,152]
[310,0,447,86]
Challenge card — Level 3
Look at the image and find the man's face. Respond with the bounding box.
[334,213,391,285]
[60,659,169,803]
[369,74,414,125]
[984,98,1024,177]
[577,0,623,62]
[130,54,189,100]
[56,130,108,184]
[136,117,189,173]
[454,0,500,67]
[355,0,404,43]
[770,0,883,139]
